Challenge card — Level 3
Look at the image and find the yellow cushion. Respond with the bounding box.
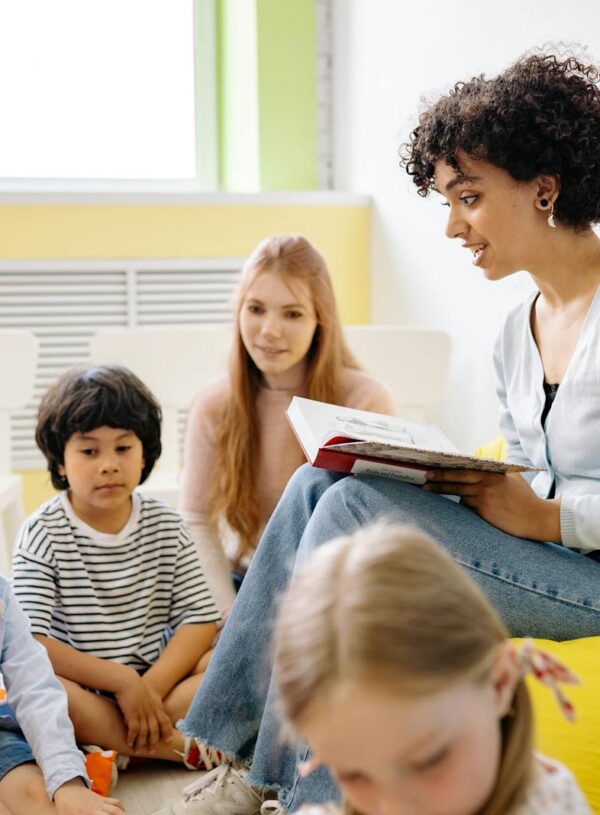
[511,638,600,812]
[479,442,599,808]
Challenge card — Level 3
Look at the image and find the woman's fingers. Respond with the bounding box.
[424,469,505,496]
[423,482,483,497]
[426,469,494,484]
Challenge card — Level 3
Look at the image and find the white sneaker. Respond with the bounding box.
[151,765,266,815]
[260,801,285,815]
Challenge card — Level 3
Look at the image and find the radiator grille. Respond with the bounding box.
[0,259,241,469]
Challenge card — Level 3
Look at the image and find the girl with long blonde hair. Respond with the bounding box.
[274,524,589,815]
[180,235,394,608]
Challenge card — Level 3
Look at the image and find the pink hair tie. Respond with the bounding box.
[517,638,581,722]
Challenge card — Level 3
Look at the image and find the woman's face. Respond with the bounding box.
[298,669,514,815]
[239,270,318,389]
[435,152,547,280]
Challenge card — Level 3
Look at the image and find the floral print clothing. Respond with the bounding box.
[513,754,591,814]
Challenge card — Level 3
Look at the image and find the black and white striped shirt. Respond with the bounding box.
[12,492,219,671]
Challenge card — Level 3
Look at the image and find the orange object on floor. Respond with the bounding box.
[84,749,118,796]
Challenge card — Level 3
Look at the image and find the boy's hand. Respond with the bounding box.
[139,678,175,748]
[54,778,125,814]
[114,668,173,753]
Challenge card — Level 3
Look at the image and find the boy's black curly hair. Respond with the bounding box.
[36,364,162,490]
[400,50,600,229]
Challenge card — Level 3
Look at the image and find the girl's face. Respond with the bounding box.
[299,664,516,815]
[435,152,551,281]
[239,270,318,389]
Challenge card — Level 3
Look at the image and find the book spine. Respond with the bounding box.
[313,449,356,472]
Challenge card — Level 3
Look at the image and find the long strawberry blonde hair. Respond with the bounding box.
[274,524,534,815]
[209,235,359,565]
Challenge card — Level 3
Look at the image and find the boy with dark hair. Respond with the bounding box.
[12,365,221,770]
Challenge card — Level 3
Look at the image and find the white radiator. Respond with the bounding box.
[0,258,242,470]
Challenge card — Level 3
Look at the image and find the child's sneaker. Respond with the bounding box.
[151,765,266,815]
[260,801,286,815]
[180,736,225,770]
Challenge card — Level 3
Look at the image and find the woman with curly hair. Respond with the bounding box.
[155,50,600,815]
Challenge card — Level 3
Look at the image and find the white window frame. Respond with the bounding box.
[0,0,218,194]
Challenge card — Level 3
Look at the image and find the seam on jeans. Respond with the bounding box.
[458,559,600,614]
[280,744,310,809]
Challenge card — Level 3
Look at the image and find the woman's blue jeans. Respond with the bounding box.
[179,465,600,810]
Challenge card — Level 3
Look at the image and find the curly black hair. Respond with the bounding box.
[400,50,600,228]
[36,364,162,490]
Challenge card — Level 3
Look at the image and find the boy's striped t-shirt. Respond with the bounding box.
[12,491,219,671]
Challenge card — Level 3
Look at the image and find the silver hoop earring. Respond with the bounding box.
[547,202,556,229]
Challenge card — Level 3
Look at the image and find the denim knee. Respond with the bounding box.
[292,463,344,498]
[296,473,382,554]
[322,473,416,523]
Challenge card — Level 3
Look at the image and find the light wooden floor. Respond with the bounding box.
[115,763,204,815]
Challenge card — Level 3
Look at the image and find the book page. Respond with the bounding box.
[327,412,457,451]
[286,397,458,459]
[329,441,536,474]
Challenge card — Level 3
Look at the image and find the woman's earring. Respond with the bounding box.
[539,198,556,228]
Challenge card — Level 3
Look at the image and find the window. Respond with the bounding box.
[0,0,217,189]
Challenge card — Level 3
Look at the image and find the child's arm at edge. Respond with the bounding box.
[53,777,125,814]
[1,580,89,799]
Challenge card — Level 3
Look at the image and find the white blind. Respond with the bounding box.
[0,259,241,469]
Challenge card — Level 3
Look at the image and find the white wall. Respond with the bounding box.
[332,0,600,449]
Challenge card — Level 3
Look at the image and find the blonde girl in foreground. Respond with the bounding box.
[180,235,394,609]
[274,524,591,815]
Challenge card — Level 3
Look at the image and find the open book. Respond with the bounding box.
[286,397,537,485]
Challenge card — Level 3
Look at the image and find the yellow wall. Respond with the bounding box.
[0,202,370,323]
[19,470,56,514]
[4,199,371,512]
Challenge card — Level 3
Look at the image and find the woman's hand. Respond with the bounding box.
[54,778,125,814]
[113,668,172,753]
[423,470,561,541]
